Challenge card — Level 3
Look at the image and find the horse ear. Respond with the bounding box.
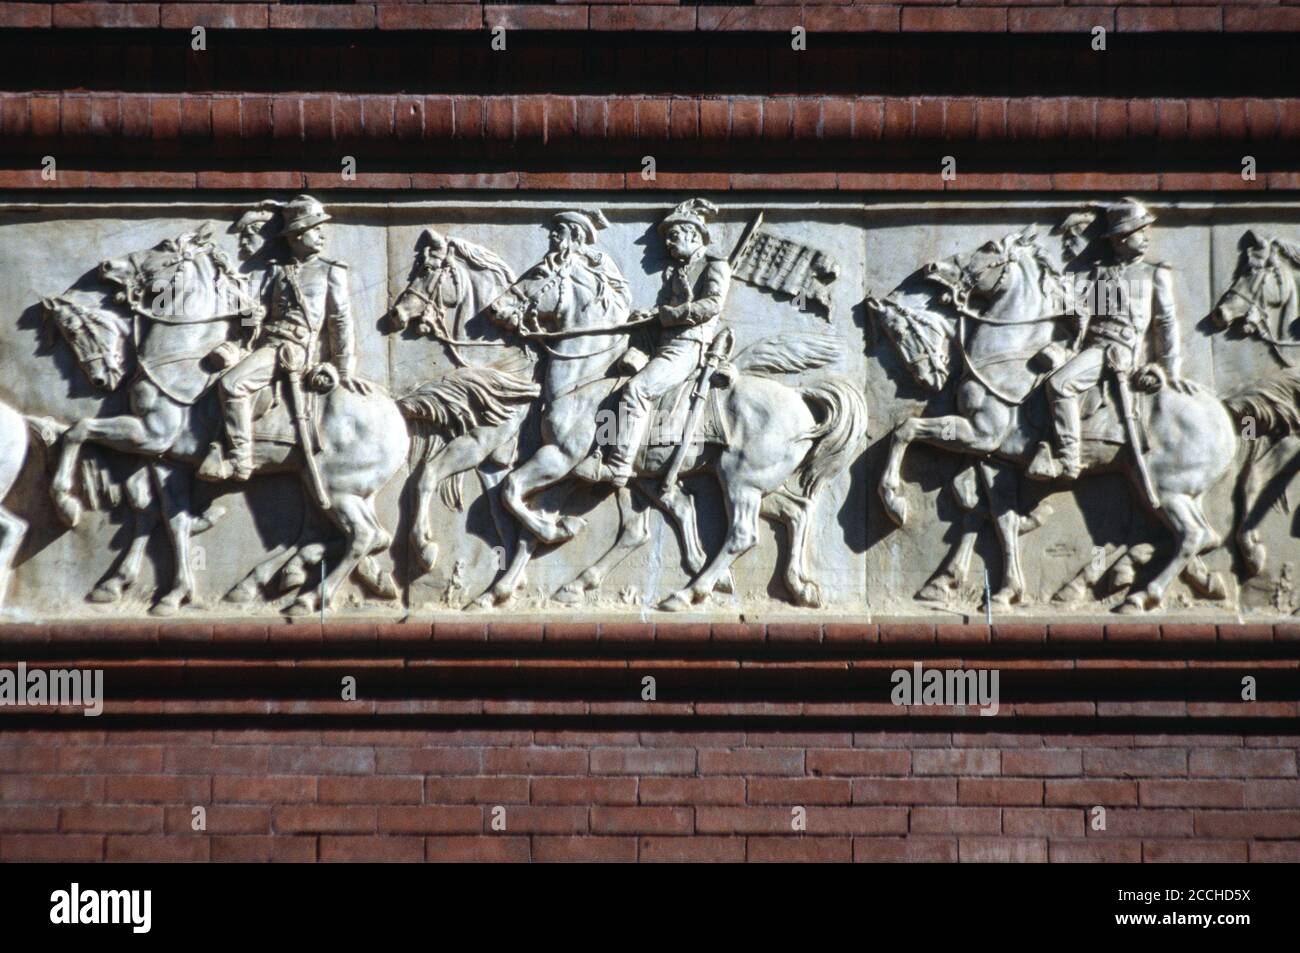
[195,222,213,244]
[40,295,55,314]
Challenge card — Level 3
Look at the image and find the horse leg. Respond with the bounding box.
[357,522,399,600]
[980,461,1027,606]
[150,461,197,616]
[0,505,26,611]
[661,482,763,611]
[90,468,156,604]
[1235,436,1300,577]
[501,440,590,544]
[918,466,984,602]
[291,494,379,613]
[656,480,707,574]
[880,401,1008,528]
[50,396,182,528]
[555,485,652,605]
[410,421,517,575]
[760,489,822,608]
[1122,492,1208,613]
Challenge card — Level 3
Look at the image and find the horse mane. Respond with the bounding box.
[1225,368,1300,437]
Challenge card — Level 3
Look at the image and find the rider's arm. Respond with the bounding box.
[326,263,357,378]
[1151,263,1181,378]
[661,260,732,326]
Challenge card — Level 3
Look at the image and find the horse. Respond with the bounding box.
[1210,229,1300,580]
[383,229,540,580]
[871,229,1237,613]
[482,258,868,612]
[41,227,410,615]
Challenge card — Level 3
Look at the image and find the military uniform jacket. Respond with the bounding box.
[658,250,732,346]
[260,255,357,376]
[1081,257,1181,377]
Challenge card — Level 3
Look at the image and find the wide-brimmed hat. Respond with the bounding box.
[550,209,609,245]
[658,197,717,244]
[231,199,283,234]
[1102,197,1156,238]
[280,194,331,236]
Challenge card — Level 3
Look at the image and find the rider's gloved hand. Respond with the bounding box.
[339,372,376,396]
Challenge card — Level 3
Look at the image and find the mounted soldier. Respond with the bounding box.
[199,194,372,487]
[1029,197,1192,491]
[586,197,733,488]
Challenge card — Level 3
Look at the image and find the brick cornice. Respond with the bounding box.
[1,2,1297,35]
[3,93,1297,144]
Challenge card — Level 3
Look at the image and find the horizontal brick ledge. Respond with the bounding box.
[3,621,1299,650]
[4,94,1300,146]
[2,4,1294,35]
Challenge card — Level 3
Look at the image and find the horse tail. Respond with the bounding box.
[788,375,868,502]
[397,366,538,512]
[1224,367,1300,438]
[732,331,840,376]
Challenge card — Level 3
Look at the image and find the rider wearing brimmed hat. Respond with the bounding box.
[1032,197,1188,482]
[588,197,732,488]
[200,194,366,482]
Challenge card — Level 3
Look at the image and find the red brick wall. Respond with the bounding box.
[2,622,1298,862]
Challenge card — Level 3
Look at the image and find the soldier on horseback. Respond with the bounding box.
[199,194,371,484]
[585,197,733,488]
[1030,198,1192,486]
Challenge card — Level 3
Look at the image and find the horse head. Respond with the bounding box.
[867,292,955,392]
[1211,230,1298,337]
[41,291,132,392]
[387,228,457,334]
[100,229,224,323]
[488,259,571,336]
[955,229,1049,310]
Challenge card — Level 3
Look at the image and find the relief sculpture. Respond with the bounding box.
[3,195,1300,621]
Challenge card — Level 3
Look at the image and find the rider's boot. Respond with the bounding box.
[1053,395,1083,480]
[1026,442,1063,480]
[197,395,255,482]
[573,449,627,488]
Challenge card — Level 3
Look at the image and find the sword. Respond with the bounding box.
[657,215,761,496]
[660,328,734,496]
[1114,372,1160,511]
[286,369,331,511]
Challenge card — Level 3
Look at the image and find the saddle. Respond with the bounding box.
[632,372,732,470]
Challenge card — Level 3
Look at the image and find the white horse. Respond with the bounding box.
[43,228,409,615]
[873,230,1237,612]
[483,259,868,611]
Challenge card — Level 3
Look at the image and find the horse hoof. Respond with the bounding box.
[193,505,227,535]
[416,542,439,574]
[55,495,82,529]
[1203,572,1228,601]
[224,580,257,604]
[917,579,954,603]
[287,595,316,616]
[795,582,823,609]
[1117,594,1148,614]
[658,592,692,613]
[1051,580,1087,606]
[466,595,494,612]
[716,572,735,596]
[369,571,399,601]
[552,584,587,606]
[556,515,588,542]
[880,488,908,527]
[89,579,124,604]
[282,565,308,592]
[150,597,182,617]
